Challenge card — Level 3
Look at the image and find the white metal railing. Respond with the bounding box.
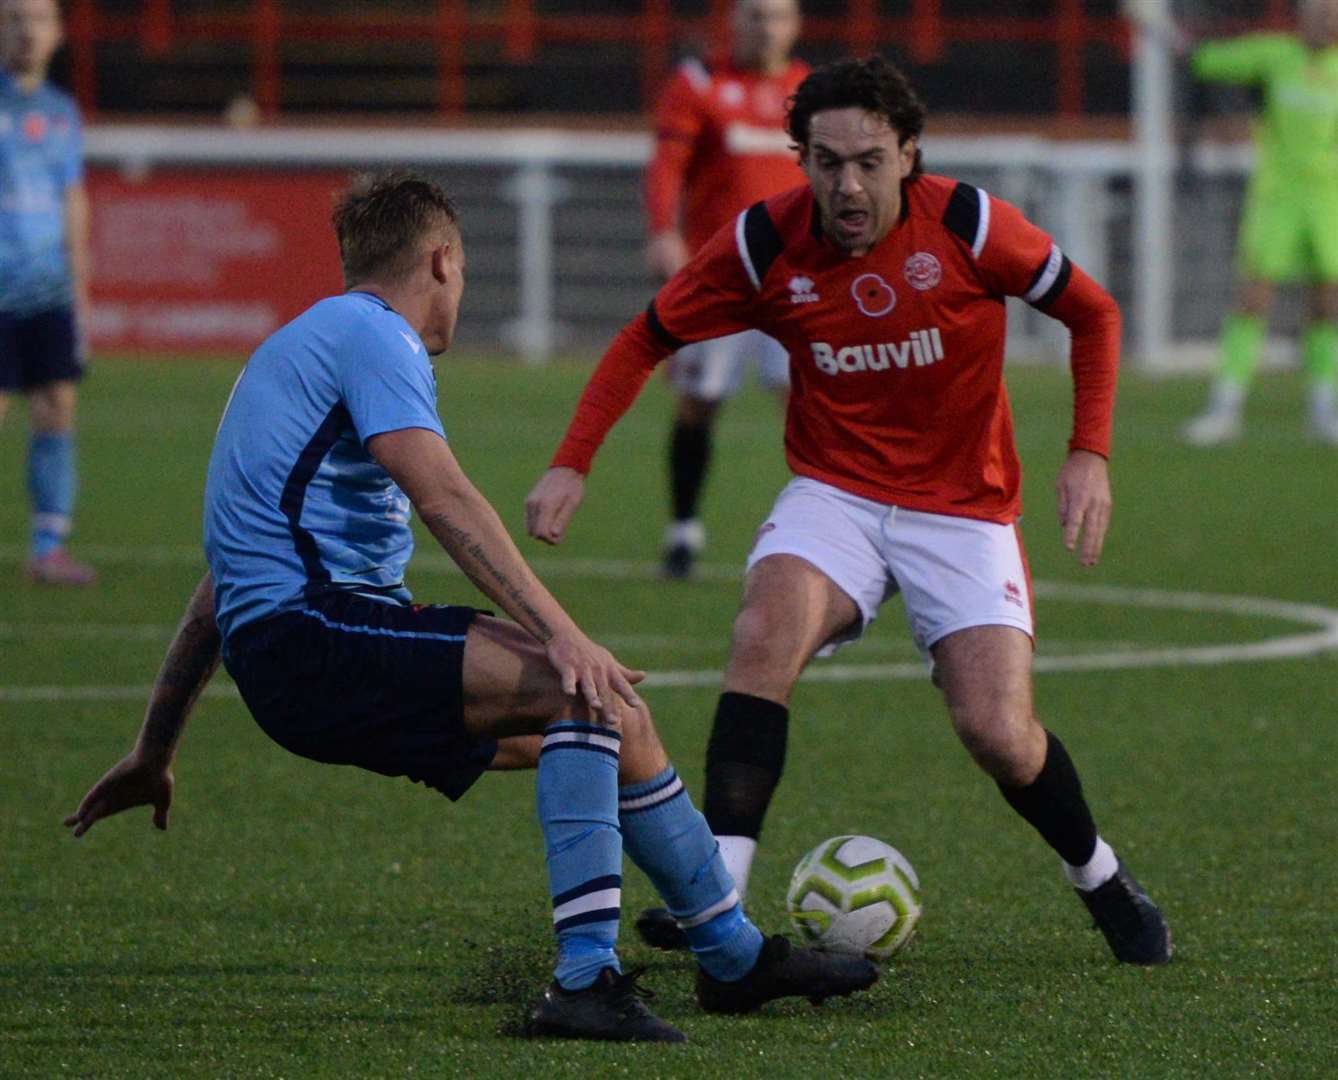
[85,124,1253,367]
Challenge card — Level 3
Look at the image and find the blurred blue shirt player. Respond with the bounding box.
[205,292,444,642]
[0,0,94,584]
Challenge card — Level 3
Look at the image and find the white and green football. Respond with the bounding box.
[785,835,922,961]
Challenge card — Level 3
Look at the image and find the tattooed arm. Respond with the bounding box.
[141,573,222,754]
[64,573,221,837]
[367,427,643,717]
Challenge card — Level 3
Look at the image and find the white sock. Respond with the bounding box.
[1308,381,1336,420]
[1063,836,1118,892]
[665,518,706,551]
[1209,379,1246,416]
[716,835,758,901]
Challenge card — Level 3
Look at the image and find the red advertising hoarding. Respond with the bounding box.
[86,168,350,355]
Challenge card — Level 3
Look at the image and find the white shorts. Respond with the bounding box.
[745,477,1034,656]
[669,329,790,401]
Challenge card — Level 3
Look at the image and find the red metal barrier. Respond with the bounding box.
[66,2,1295,120]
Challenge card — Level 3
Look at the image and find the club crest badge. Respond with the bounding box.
[720,82,745,107]
[22,112,48,142]
[851,273,897,317]
[903,252,943,291]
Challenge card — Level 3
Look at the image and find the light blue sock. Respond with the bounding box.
[619,767,764,982]
[28,431,77,558]
[537,722,623,990]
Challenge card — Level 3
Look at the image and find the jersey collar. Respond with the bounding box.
[347,289,393,312]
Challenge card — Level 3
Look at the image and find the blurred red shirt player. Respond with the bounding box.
[646,0,808,579]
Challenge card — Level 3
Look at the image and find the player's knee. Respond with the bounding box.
[27,381,77,432]
[728,602,790,671]
[1316,285,1338,321]
[617,700,652,747]
[950,704,1037,785]
[610,700,670,782]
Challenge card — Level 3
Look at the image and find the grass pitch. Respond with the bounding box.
[1,356,1335,1078]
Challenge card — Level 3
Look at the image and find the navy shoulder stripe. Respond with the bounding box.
[943,181,982,248]
[279,403,350,596]
[738,201,785,289]
[646,301,685,350]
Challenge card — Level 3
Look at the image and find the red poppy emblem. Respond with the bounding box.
[23,112,48,142]
[851,273,896,317]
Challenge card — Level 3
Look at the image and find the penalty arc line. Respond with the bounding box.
[2,580,1335,701]
[648,583,1338,688]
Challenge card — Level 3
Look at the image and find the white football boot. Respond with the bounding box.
[1181,382,1245,446]
[1308,386,1338,445]
[662,519,706,580]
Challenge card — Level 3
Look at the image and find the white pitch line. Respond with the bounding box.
[0,624,707,648]
[0,684,241,703]
[0,545,745,582]
[2,581,1335,701]
[642,583,1338,688]
[0,621,1153,655]
[0,623,175,642]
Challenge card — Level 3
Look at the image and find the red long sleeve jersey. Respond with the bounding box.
[556,175,1121,524]
[645,56,810,253]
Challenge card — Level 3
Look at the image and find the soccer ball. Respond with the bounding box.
[785,835,921,961]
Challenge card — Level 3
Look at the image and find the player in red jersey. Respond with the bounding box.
[528,57,1172,966]
[645,0,808,578]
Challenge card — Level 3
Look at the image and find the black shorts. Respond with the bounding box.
[0,307,84,392]
[223,591,497,801]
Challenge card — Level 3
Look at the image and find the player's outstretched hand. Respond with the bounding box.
[545,631,646,725]
[63,749,174,838]
[1056,448,1112,567]
[525,467,586,545]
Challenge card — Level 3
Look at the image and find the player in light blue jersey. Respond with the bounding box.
[0,0,94,584]
[64,171,877,1041]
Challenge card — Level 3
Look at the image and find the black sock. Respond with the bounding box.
[702,692,788,839]
[997,730,1098,867]
[669,420,712,523]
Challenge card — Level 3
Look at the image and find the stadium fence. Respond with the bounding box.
[85,123,1271,370]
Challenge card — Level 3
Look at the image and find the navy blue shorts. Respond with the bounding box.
[223,591,497,801]
[0,307,84,392]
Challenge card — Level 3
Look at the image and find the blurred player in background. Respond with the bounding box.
[64,172,876,1043]
[646,0,807,578]
[529,57,1172,967]
[0,0,94,583]
[1181,0,1338,446]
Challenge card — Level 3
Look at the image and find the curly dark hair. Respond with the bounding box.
[786,56,927,178]
[332,170,458,286]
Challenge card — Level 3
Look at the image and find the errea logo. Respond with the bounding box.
[789,276,819,304]
[812,329,945,375]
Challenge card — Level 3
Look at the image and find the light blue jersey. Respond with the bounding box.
[204,291,445,642]
[0,71,82,315]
